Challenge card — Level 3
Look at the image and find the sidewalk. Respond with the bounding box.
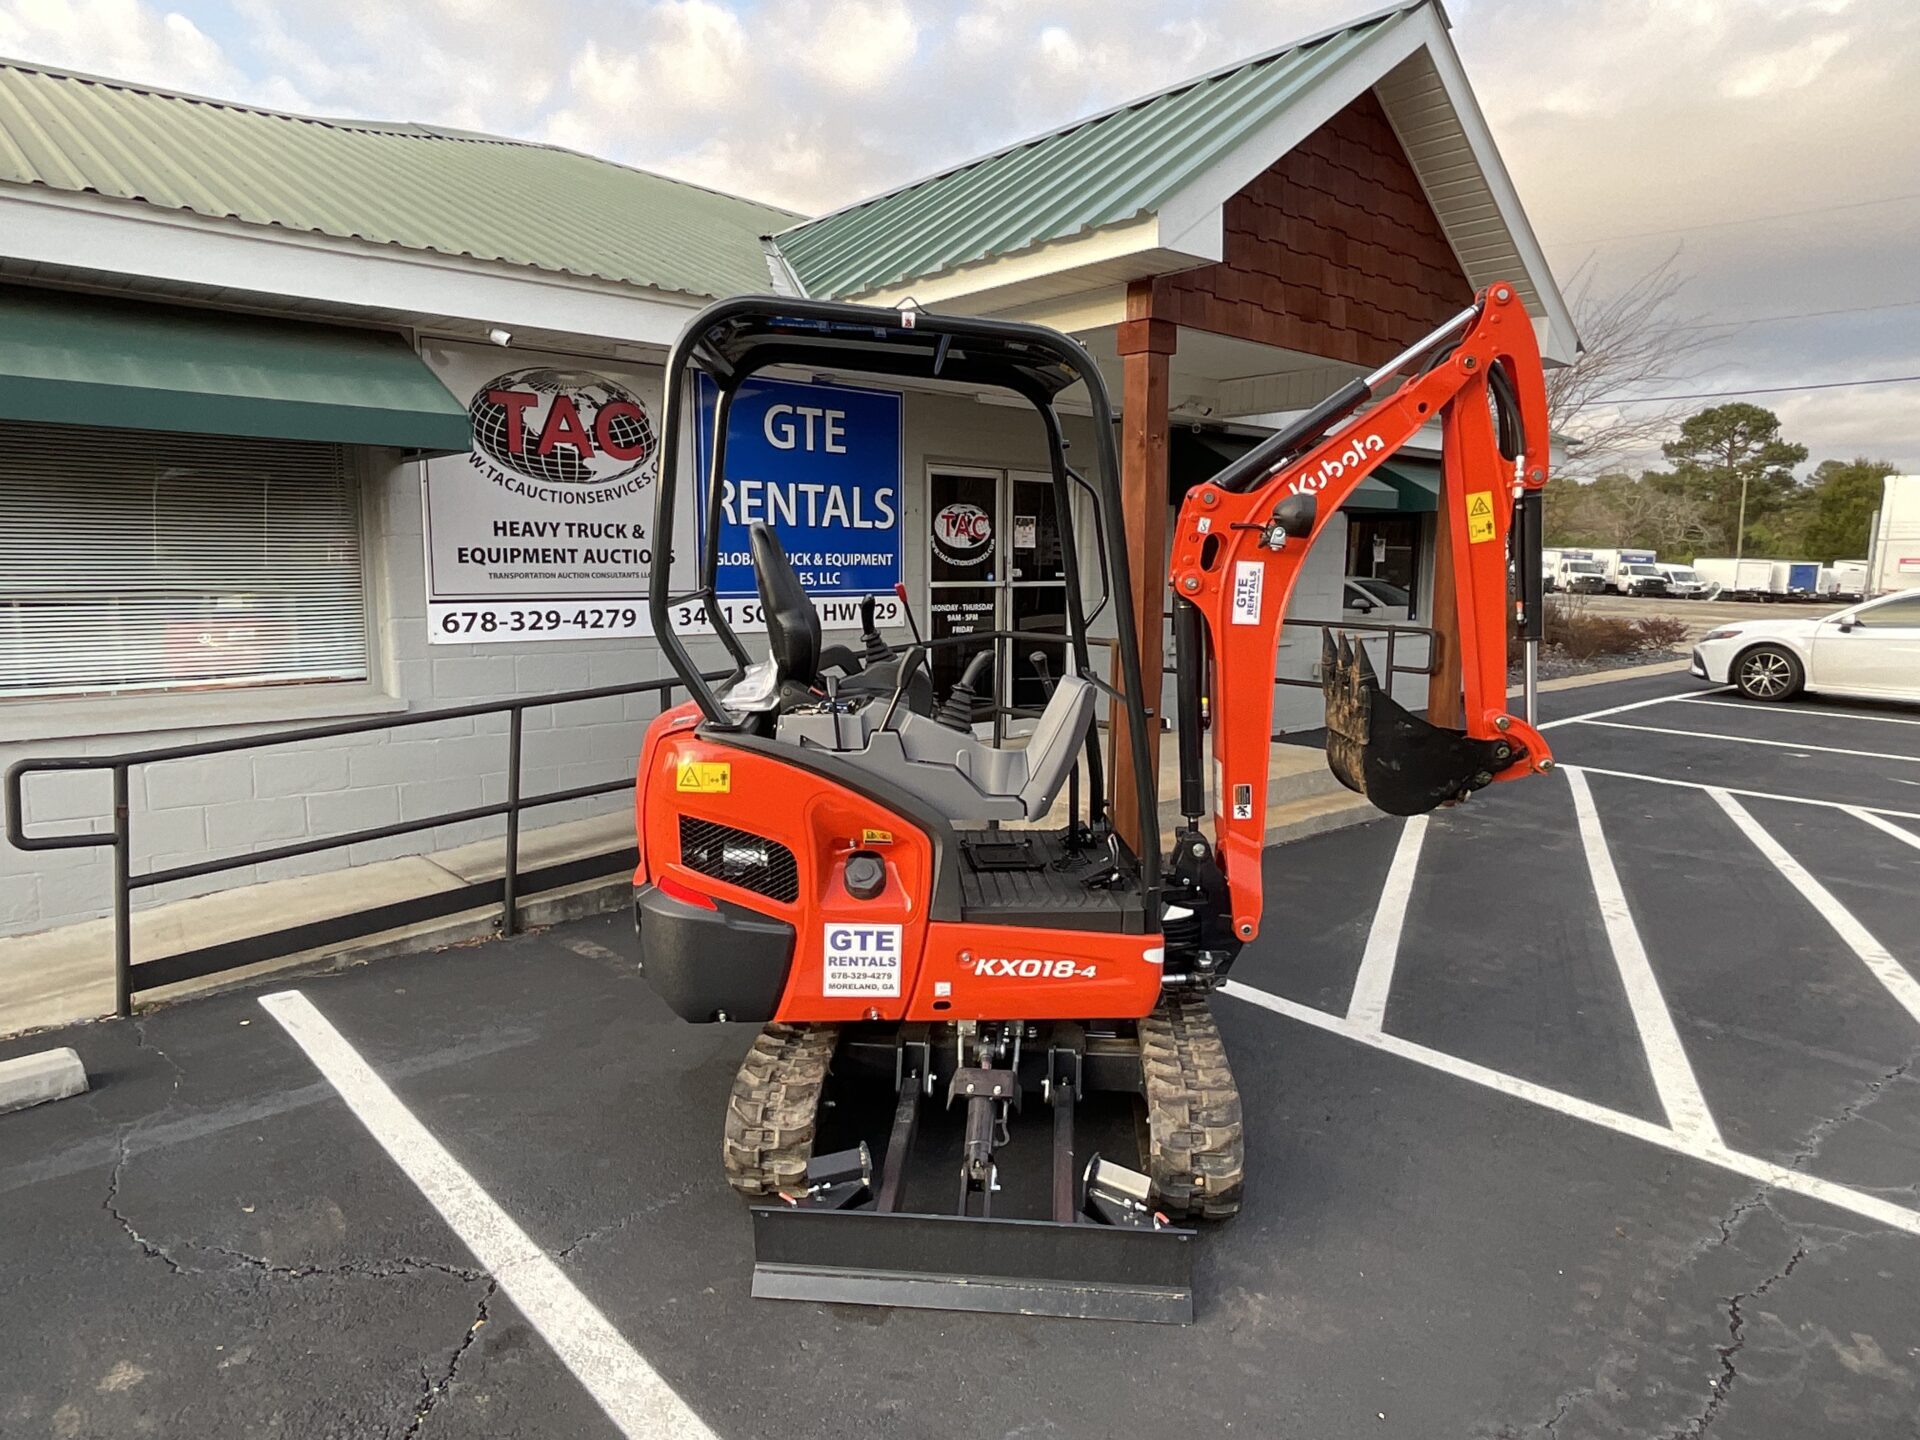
[0,657,1688,1037]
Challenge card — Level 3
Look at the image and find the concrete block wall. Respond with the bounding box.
[0,384,1096,942]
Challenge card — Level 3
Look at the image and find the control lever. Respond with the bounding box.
[1031,648,1089,852]
[934,650,992,732]
[1028,649,1056,700]
[858,594,892,665]
[879,646,926,733]
[893,582,925,647]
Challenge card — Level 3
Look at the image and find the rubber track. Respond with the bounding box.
[722,1023,839,1197]
[1139,993,1245,1220]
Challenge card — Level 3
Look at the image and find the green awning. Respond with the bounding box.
[1374,459,1440,513]
[0,285,471,454]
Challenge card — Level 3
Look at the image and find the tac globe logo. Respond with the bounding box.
[932,501,993,567]
[467,368,658,501]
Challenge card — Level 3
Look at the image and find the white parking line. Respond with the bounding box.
[259,991,715,1440]
[1220,980,1920,1241]
[1537,686,1726,731]
[1345,816,1427,1030]
[1682,697,1920,727]
[1577,719,1920,764]
[1566,769,1720,1143]
[1707,793,1920,1030]
[1847,807,1920,853]
[1563,764,1920,822]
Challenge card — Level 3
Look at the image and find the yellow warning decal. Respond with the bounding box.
[675,760,731,794]
[1465,490,1497,544]
[861,828,895,846]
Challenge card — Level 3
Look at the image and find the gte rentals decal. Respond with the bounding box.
[1286,431,1387,498]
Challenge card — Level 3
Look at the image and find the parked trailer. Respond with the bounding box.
[1694,557,1774,598]
[1772,560,1821,599]
[1821,560,1870,600]
[1869,474,1920,596]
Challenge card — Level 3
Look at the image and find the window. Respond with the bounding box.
[1858,593,1920,625]
[1345,514,1421,618]
[0,422,368,700]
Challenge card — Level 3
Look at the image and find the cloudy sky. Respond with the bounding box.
[2,0,1916,472]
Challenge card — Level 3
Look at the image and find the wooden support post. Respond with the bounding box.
[1426,500,1465,728]
[1112,283,1176,855]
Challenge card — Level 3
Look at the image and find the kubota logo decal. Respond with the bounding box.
[1286,431,1387,498]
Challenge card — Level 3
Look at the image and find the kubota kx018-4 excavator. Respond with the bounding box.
[633,286,1553,1322]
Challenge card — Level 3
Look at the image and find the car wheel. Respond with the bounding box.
[1734,645,1803,701]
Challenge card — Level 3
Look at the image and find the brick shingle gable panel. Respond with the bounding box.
[1152,89,1472,367]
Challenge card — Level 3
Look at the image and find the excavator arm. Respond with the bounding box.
[1169,283,1554,947]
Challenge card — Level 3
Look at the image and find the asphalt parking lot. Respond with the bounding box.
[4,668,1919,1439]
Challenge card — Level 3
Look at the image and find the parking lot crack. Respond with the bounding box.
[400,1278,496,1438]
[183,1242,486,1284]
[1667,1240,1812,1438]
[102,1017,187,1274]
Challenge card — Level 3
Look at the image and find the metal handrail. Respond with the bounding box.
[6,671,728,1018]
[1271,614,1437,690]
[3,626,1135,1019]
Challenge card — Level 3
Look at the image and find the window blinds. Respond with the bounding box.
[0,422,369,699]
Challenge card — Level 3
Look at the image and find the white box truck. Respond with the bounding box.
[1545,549,1606,594]
[1868,474,1920,596]
[1820,560,1870,599]
[1588,548,1668,596]
[1694,557,1774,597]
[1769,560,1822,599]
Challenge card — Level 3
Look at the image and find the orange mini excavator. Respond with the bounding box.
[633,287,1553,1321]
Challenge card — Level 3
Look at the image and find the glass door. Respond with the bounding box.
[1007,471,1068,718]
[928,468,1002,721]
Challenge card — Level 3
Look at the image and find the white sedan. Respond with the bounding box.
[1691,589,1920,702]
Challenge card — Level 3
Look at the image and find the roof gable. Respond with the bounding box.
[0,58,798,300]
[774,5,1410,301]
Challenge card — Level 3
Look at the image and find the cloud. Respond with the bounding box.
[0,0,1913,468]
[0,0,238,94]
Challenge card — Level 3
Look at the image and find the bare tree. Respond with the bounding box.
[1547,249,1713,475]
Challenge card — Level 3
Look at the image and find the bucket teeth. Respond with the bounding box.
[1321,631,1522,817]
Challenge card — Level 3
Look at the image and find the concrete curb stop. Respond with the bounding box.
[0,1047,88,1115]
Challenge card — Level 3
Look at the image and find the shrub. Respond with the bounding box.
[1629,614,1691,650]
[1510,596,1691,662]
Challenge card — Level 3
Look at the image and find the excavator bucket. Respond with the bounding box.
[1321,632,1520,817]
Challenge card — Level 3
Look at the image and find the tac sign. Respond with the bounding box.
[931,502,993,567]
[469,368,656,489]
[696,376,904,598]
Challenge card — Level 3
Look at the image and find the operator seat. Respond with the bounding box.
[774,668,1097,824]
[752,522,820,697]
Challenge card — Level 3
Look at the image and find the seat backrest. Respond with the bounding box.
[1016,675,1095,819]
[750,522,820,690]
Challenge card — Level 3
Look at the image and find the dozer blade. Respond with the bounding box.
[1322,631,1521,817]
[750,1207,1194,1323]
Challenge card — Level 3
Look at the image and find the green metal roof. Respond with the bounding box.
[0,59,797,299]
[776,3,1415,300]
[0,284,471,452]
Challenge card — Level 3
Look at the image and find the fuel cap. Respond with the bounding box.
[844,850,886,900]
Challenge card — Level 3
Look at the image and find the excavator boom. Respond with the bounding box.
[1168,282,1554,947]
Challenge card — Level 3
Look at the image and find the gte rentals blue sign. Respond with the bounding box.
[696,376,904,603]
